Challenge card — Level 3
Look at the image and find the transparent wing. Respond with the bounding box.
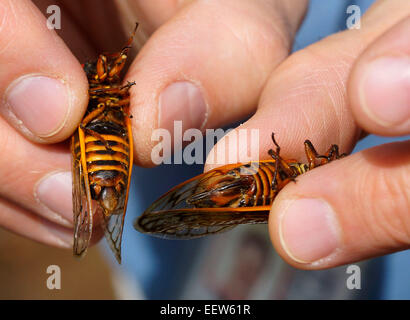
[101,202,127,264]
[71,133,93,258]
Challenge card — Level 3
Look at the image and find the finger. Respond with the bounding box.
[0,0,88,143]
[126,0,308,166]
[268,140,410,269]
[0,115,106,247]
[0,115,106,250]
[0,196,73,248]
[205,0,410,171]
[0,194,104,249]
[348,16,410,136]
[0,116,73,227]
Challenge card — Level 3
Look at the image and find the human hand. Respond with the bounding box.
[2,0,408,268]
[0,0,90,247]
[0,0,308,248]
[126,0,409,269]
[205,1,410,269]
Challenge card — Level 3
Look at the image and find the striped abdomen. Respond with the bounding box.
[76,107,131,215]
[246,161,308,206]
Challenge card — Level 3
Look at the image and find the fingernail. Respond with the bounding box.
[360,57,410,127]
[5,75,70,137]
[159,81,208,134]
[279,198,340,264]
[35,171,73,226]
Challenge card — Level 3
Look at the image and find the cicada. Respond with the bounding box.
[135,134,346,239]
[71,24,138,263]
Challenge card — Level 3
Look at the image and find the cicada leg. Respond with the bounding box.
[104,23,139,60]
[268,133,298,191]
[79,103,113,152]
[320,144,347,163]
[107,24,139,80]
[304,140,319,170]
[304,140,346,168]
[89,81,136,96]
[80,103,106,125]
[95,54,108,82]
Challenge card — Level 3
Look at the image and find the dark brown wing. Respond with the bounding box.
[143,170,220,213]
[71,130,93,257]
[135,206,270,239]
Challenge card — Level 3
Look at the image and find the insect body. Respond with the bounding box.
[135,134,346,239]
[71,24,138,263]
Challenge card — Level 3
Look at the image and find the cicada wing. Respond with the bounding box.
[101,117,133,264]
[135,162,270,239]
[142,166,239,213]
[71,132,93,258]
[102,211,125,263]
[142,177,203,213]
[135,206,270,239]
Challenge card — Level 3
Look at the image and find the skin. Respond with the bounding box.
[0,0,408,269]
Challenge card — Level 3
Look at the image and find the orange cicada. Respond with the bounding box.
[71,24,138,263]
[135,134,346,239]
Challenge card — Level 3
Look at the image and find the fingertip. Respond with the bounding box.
[4,72,88,144]
[269,192,342,269]
[351,56,410,134]
[348,17,410,136]
[0,0,89,144]
[269,141,410,269]
[35,171,73,226]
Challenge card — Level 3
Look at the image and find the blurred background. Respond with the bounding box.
[1,0,409,299]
